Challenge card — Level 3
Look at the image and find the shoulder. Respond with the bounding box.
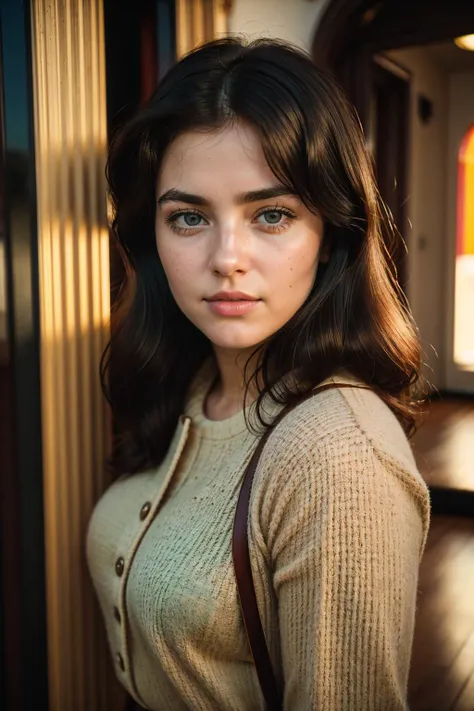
[251,373,430,544]
[266,371,421,481]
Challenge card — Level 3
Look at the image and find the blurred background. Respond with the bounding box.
[0,1,473,710]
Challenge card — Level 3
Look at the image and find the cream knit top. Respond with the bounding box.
[86,358,431,711]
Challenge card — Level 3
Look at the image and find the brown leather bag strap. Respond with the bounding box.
[232,382,372,710]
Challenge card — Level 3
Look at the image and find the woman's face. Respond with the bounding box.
[155,122,325,355]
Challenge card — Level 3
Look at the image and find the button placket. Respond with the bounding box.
[114,416,192,702]
[114,556,126,673]
[112,501,154,682]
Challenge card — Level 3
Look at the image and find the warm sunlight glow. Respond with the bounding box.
[454,34,474,52]
[454,126,474,369]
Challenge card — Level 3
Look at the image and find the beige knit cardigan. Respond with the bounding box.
[86,359,431,710]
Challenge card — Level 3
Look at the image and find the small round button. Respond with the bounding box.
[115,557,124,577]
[140,502,151,520]
[116,652,125,671]
[113,606,121,623]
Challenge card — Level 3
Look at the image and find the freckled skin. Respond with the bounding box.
[155,122,326,363]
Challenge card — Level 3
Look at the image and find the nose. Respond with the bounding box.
[208,227,250,277]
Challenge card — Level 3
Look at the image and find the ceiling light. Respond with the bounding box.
[454,34,474,51]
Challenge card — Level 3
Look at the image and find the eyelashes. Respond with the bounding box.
[164,205,297,235]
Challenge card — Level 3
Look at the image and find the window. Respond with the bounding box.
[454,125,474,369]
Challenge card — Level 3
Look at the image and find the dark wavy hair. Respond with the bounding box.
[102,36,425,478]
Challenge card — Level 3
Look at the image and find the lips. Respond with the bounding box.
[206,291,259,302]
[210,298,256,301]
[206,299,260,316]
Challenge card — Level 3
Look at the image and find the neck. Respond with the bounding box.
[205,347,262,419]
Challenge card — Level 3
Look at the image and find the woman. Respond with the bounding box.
[86,37,431,711]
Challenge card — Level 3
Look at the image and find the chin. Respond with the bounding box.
[203,327,269,352]
[209,338,262,351]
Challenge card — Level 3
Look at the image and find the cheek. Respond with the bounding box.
[157,241,196,294]
[269,237,321,293]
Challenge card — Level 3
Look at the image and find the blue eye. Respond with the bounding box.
[184,213,203,226]
[259,210,284,225]
[165,210,208,233]
[254,207,296,232]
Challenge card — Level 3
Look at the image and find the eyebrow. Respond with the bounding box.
[156,186,297,207]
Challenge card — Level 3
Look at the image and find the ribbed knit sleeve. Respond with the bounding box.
[255,409,430,711]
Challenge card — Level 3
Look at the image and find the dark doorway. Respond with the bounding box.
[313,0,474,130]
[371,58,410,291]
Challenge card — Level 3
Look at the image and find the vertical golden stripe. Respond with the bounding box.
[212,0,228,37]
[192,0,205,48]
[175,0,188,58]
[463,130,474,256]
[176,0,229,58]
[29,1,126,709]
